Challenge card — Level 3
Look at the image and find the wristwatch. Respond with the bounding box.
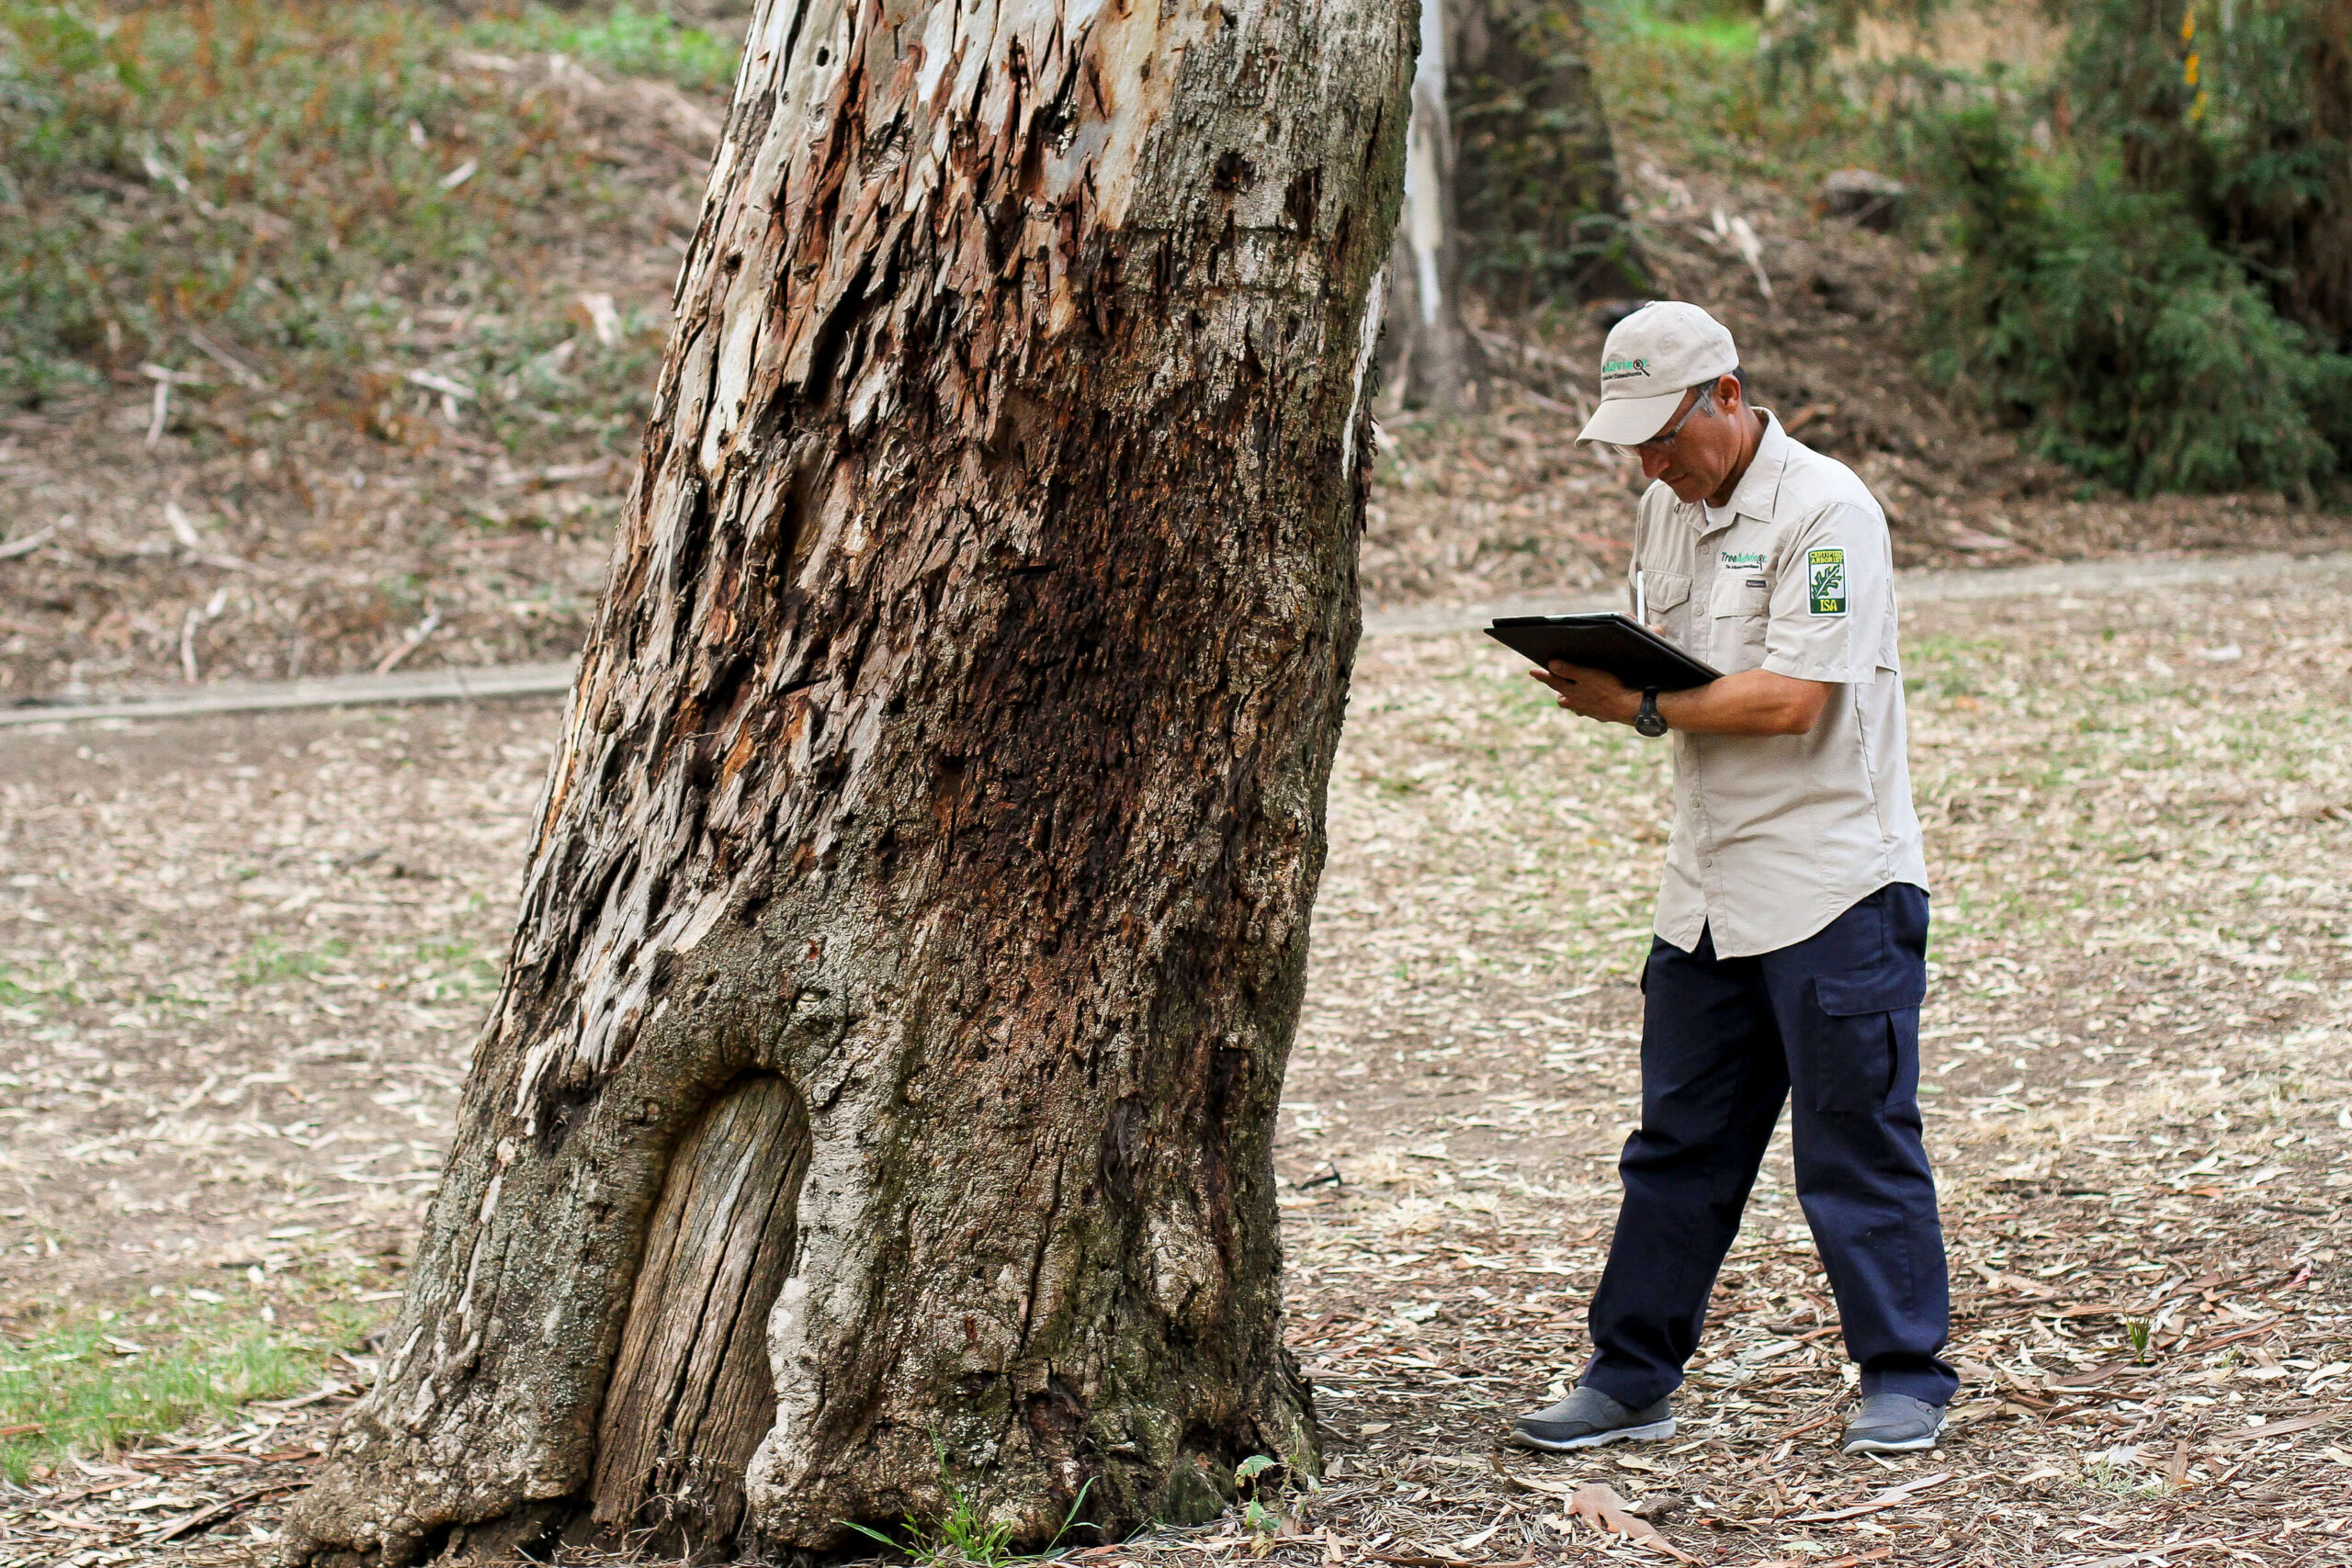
[1634,689,1668,738]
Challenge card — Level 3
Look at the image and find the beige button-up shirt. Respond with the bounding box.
[1629,411,1928,958]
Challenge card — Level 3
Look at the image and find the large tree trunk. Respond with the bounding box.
[1382,0,1486,412]
[278,0,1411,1560]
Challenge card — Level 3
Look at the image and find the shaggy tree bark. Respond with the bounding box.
[1383,0,1486,412]
[279,0,1411,1561]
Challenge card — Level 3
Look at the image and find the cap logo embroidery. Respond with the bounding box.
[1600,355,1651,382]
[1807,549,1848,615]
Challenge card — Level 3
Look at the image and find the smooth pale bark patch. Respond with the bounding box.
[1385,0,1486,412]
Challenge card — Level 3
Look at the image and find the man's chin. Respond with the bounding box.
[1664,478,1711,504]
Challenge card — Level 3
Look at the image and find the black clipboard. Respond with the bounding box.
[1484,612,1722,691]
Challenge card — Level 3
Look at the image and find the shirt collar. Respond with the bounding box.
[1683,407,1790,530]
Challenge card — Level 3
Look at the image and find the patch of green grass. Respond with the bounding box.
[843,1443,1097,1566]
[0,1322,301,1482]
[237,935,345,986]
[0,1291,375,1481]
[2079,1453,2169,1499]
[469,3,741,94]
[404,938,501,999]
[0,960,78,1014]
[1584,0,1877,184]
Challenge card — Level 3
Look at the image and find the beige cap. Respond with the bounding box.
[1576,301,1739,445]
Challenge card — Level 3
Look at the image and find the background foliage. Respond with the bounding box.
[1453,0,1651,307]
[1910,0,2352,495]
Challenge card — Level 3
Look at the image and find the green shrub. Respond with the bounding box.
[1919,104,2348,496]
[2058,0,2351,345]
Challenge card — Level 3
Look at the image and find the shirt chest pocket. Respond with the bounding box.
[1640,571,1692,646]
[1709,572,1771,671]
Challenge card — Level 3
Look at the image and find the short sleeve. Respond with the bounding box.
[1762,502,1893,684]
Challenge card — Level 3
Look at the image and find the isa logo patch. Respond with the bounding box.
[1807,548,1848,615]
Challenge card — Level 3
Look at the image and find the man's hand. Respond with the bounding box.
[1532,660,1642,725]
[1529,663,1836,737]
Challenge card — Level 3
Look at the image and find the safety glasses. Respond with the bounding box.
[1628,386,1712,456]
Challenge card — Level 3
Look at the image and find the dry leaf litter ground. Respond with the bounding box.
[3,558,2349,1565]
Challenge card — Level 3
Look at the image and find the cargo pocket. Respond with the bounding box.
[1805,967,1926,1113]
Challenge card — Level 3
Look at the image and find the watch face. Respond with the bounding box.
[1636,712,1668,737]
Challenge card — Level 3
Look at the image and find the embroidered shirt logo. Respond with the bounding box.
[1807,549,1848,615]
[1721,551,1764,570]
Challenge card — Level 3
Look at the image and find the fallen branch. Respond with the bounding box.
[1776,1394,1846,1440]
[2210,1413,2335,1446]
[0,525,57,562]
[2185,1318,2280,1354]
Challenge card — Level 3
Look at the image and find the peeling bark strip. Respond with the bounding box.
[281,0,1413,1562]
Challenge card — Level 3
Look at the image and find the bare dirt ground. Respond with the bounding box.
[2,558,2347,1564]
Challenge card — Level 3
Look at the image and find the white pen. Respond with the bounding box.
[1634,569,1648,628]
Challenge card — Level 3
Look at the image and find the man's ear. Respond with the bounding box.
[1714,373,1743,411]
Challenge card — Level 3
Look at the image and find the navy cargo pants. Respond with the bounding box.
[1578,883,1958,1409]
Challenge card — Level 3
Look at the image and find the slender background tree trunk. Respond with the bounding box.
[1451,0,1645,307]
[1380,0,1642,412]
[1384,0,1487,412]
[279,0,1412,1561]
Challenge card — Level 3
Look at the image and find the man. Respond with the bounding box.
[1510,301,1955,1457]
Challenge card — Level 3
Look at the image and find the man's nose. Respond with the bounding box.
[1639,446,1672,481]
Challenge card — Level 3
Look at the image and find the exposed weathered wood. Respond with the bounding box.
[587,1075,808,1557]
[280,0,1413,1561]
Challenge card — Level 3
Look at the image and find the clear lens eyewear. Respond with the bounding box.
[1628,387,1711,456]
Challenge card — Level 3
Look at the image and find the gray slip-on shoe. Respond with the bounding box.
[1509,1386,1675,1452]
[1840,1393,1949,1454]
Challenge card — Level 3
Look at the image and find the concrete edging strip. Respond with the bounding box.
[1,661,576,729]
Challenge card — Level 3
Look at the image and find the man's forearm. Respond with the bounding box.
[1657,670,1832,736]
